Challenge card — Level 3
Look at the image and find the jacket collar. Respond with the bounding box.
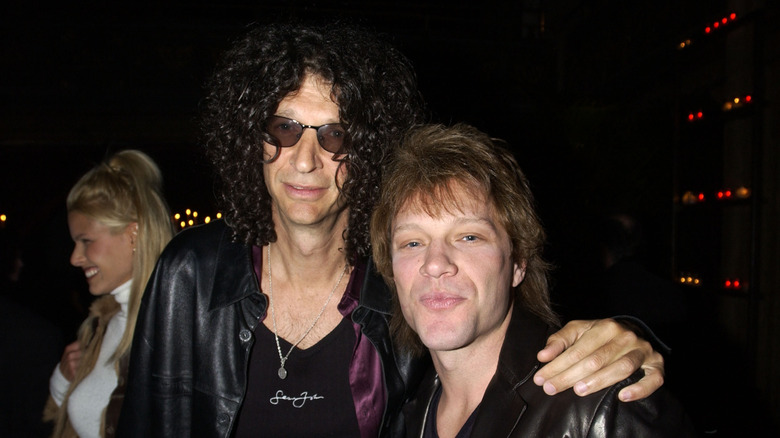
[208,221,260,311]
[205,221,392,316]
[471,305,552,436]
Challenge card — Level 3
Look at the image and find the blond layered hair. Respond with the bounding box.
[371,124,559,356]
[67,150,173,362]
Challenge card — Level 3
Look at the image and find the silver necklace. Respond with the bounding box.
[267,244,348,379]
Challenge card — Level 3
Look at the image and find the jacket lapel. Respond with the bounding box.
[471,306,553,437]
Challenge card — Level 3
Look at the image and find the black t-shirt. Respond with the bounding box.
[234,317,361,437]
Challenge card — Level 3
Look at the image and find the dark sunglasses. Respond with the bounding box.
[263,116,349,155]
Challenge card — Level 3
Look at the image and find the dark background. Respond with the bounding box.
[1,0,778,436]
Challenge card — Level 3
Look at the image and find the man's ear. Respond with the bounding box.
[512,260,527,288]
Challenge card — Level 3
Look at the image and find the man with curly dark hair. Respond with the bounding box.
[118,22,666,437]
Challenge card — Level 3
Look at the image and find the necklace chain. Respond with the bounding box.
[267,243,348,380]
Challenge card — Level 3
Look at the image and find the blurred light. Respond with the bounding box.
[0,214,6,222]
[705,26,711,33]
[734,97,740,104]
[193,211,198,218]
[174,213,181,220]
[217,212,223,219]
[721,17,728,24]
[736,187,750,198]
[697,111,703,118]
[180,221,186,228]
[745,95,752,102]
[714,21,720,29]
[205,216,211,223]
[698,193,705,201]
[188,219,194,226]
[730,13,737,20]
[186,209,191,216]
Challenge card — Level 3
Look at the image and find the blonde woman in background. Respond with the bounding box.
[44,150,173,438]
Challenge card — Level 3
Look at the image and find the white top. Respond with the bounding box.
[49,280,131,438]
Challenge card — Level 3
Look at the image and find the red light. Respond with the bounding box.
[722,18,728,24]
[688,113,695,121]
[705,26,711,33]
[714,22,720,28]
[734,280,741,288]
[697,111,703,118]
[745,95,752,102]
[725,280,731,287]
[717,191,724,199]
[726,190,732,197]
[730,13,737,20]
[698,193,705,201]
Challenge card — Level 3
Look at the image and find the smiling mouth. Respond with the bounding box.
[84,267,99,279]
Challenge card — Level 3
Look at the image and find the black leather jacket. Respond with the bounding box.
[401,306,694,438]
[117,221,428,437]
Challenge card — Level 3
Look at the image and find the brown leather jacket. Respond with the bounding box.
[400,306,695,437]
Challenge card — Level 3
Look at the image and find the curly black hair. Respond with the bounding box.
[202,22,425,263]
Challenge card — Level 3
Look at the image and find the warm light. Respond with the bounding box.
[722,18,728,24]
[680,277,686,283]
[174,213,181,220]
[725,280,731,287]
[734,280,741,288]
[687,277,693,283]
[0,214,6,222]
[698,193,705,201]
[193,211,198,218]
[180,221,186,228]
[725,190,732,197]
[188,219,194,226]
[186,209,191,216]
[694,279,700,285]
[717,191,724,199]
[688,113,695,121]
[730,13,736,20]
[714,22,720,29]
[734,97,740,104]
[205,217,211,223]
[745,95,752,102]
[217,213,222,219]
[705,26,711,33]
[736,187,750,198]
[697,111,703,118]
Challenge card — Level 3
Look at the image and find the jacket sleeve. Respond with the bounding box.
[590,371,696,437]
[116,235,198,437]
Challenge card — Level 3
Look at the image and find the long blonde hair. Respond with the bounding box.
[67,150,173,362]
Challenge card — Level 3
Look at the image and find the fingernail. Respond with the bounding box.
[533,375,545,386]
[543,382,557,395]
[619,390,633,402]
[574,382,588,395]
